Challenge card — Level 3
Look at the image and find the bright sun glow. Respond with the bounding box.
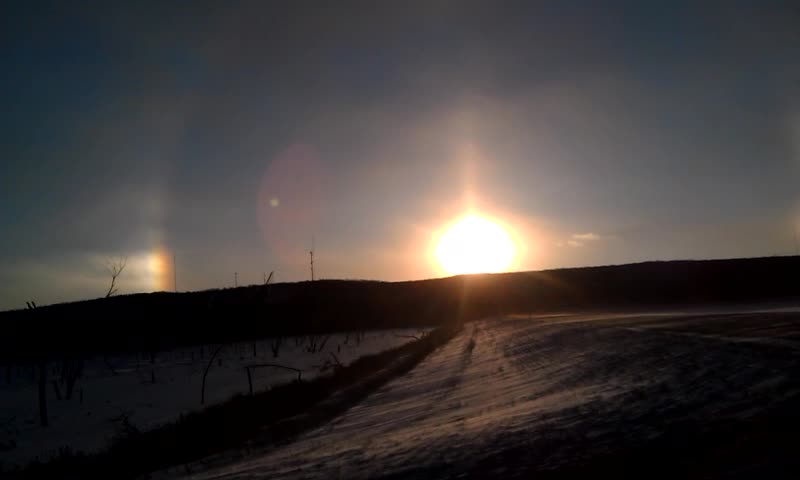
[434,215,516,275]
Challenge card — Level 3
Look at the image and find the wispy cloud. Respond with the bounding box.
[559,232,614,248]
[572,233,601,241]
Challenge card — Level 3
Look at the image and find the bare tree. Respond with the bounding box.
[105,256,127,298]
[200,344,226,404]
[61,359,83,399]
[244,363,302,395]
[305,335,319,353]
[25,302,48,426]
[312,352,342,373]
[270,337,284,358]
[394,329,427,342]
[38,361,48,427]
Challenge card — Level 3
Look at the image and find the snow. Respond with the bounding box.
[0,329,425,470]
[160,307,800,479]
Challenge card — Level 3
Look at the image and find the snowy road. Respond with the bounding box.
[167,309,800,479]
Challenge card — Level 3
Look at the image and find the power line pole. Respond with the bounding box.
[234,272,238,287]
[173,253,177,292]
[310,235,315,281]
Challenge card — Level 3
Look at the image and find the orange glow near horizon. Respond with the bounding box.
[433,214,517,275]
[149,248,173,291]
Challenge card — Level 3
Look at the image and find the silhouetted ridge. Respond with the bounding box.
[2,256,798,361]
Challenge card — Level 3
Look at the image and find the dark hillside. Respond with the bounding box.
[1,256,798,362]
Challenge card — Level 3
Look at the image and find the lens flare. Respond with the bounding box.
[434,215,516,275]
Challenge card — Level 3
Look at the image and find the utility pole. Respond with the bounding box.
[173,253,177,292]
[310,235,315,281]
[234,272,238,287]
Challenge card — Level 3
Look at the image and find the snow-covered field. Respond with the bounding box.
[0,329,426,469]
[162,308,800,479]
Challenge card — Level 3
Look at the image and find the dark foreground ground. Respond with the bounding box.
[159,307,800,479]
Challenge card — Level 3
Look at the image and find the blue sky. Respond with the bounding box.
[1,1,799,309]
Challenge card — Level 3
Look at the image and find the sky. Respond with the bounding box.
[1,1,799,310]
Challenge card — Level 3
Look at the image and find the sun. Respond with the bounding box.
[434,215,516,275]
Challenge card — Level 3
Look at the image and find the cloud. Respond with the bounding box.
[562,232,614,248]
[572,233,601,241]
